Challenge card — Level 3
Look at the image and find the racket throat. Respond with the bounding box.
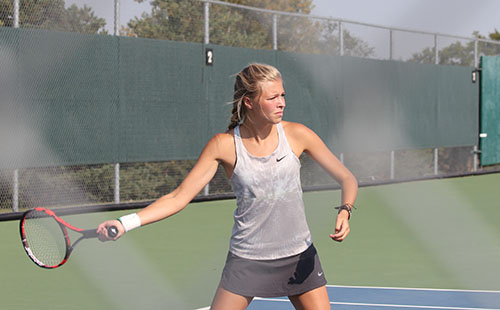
[68,230,98,255]
[81,229,98,238]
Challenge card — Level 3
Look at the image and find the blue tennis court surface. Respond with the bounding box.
[243,286,500,310]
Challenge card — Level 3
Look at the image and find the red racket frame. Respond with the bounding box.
[20,207,101,269]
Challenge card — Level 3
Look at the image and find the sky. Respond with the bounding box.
[311,0,499,38]
[65,0,500,39]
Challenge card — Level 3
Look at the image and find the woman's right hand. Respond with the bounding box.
[97,219,125,242]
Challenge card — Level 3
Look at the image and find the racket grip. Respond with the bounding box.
[108,226,118,238]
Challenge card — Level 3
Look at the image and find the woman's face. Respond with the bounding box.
[246,78,286,125]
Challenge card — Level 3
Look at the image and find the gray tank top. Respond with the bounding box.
[229,123,312,260]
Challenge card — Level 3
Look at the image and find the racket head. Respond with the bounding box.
[19,208,71,269]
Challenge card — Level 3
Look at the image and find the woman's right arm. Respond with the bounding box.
[97,133,231,240]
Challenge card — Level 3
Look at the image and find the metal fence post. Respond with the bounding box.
[202,1,210,196]
[390,151,395,180]
[472,145,478,172]
[339,21,344,56]
[13,0,19,28]
[114,0,120,36]
[272,14,278,50]
[434,34,439,64]
[389,29,393,60]
[474,39,479,68]
[204,1,210,44]
[13,169,19,212]
[12,0,20,212]
[433,148,439,175]
[114,163,120,204]
[113,0,121,204]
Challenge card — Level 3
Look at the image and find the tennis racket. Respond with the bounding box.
[19,207,118,269]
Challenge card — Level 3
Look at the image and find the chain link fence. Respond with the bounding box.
[1,0,500,213]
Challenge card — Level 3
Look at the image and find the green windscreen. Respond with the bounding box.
[0,28,479,169]
[480,56,500,166]
[279,55,478,153]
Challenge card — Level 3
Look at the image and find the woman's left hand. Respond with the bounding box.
[330,211,350,242]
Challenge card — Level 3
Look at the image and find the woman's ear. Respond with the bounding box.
[243,96,253,110]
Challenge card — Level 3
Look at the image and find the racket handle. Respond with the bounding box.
[108,226,118,238]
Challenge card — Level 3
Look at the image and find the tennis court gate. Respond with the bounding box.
[0,28,494,212]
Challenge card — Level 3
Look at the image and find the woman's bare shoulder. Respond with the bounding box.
[204,130,235,159]
[212,130,234,144]
[281,121,313,138]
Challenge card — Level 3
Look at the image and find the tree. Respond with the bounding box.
[409,30,500,66]
[65,4,107,34]
[489,29,500,41]
[127,0,204,42]
[126,0,273,48]
[0,0,107,34]
[314,20,374,57]
[127,0,373,57]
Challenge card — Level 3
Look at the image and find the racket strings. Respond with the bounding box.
[23,211,68,267]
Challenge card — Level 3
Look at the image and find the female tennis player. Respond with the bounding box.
[97,63,358,310]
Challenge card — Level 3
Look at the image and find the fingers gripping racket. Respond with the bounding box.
[19,207,118,269]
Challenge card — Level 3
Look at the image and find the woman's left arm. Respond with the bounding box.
[286,122,358,242]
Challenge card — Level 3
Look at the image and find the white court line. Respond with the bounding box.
[326,285,500,294]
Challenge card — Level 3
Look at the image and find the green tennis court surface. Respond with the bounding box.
[1,173,500,309]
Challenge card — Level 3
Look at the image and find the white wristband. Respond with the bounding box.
[118,213,141,232]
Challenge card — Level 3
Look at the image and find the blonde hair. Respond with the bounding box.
[227,63,282,131]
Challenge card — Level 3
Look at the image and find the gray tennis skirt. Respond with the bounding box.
[220,244,327,298]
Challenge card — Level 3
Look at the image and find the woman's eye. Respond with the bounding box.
[268,94,284,100]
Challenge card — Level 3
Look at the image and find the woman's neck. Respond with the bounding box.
[240,120,276,143]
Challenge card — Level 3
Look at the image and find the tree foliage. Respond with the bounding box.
[489,29,500,41]
[0,0,107,34]
[65,4,107,34]
[127,0,373,57]
[409,30,500,66]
